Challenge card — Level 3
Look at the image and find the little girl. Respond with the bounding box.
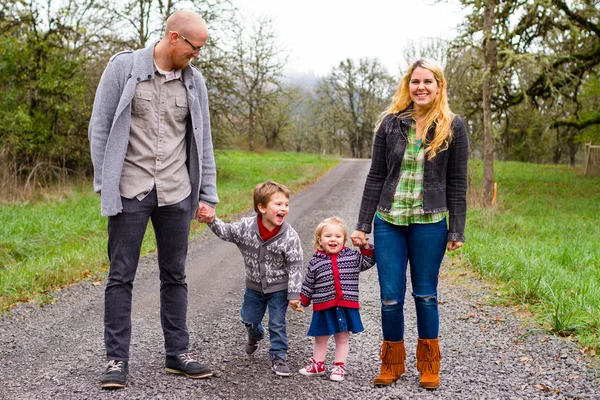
[299,216,375,382]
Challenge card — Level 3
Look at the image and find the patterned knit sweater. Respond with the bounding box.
[208,216,303,299]
[300,246,376,311]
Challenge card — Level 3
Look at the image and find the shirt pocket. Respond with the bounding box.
[131,90,152,115]
[173,95,189,122]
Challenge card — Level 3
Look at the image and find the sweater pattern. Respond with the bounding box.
[301,246,375,311]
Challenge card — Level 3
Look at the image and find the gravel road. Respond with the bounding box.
[0,159,598,399]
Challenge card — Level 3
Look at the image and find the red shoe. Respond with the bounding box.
[330,362,345,382]
[299,358,325,376]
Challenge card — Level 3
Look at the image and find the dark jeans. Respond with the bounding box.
[374,215,447,341]
[104,189,192,361]
[240,288,289,361]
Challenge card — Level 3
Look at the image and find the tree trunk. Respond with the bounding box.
[482,0,496,206]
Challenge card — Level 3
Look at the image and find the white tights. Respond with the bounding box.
[312,331,350,364]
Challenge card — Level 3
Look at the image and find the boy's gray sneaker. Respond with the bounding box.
[271,358,292,376]
[100,360,128,389]
[165,353,213,379]
[245,338,260,355]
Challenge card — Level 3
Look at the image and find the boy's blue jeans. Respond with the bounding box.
[374,215,447,341]
[241,288,288,361]
[104,189,191,360]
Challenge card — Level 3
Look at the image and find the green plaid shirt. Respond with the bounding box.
[377,122,446,226]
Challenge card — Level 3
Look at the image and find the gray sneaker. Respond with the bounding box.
[271,358,292,377]
[100,360,128,389]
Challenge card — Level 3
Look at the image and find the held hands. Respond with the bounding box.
[350,230,370,249]
[195,202,215,223]
[289,300,304,313]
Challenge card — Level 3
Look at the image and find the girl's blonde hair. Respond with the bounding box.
[376,58,455,160]
[314,216,347,251]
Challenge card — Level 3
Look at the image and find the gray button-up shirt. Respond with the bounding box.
[119,65,191,206]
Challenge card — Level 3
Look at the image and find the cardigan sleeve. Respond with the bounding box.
[284,228,304,300]
[300,257,316,307]
[358,246,376,272]
[207,216,242,244]
[446,115,469,242]
[355,114,394,232]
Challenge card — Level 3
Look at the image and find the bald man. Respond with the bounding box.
[89,10,218,389]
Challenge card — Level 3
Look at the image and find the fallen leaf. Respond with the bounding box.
[533,384,551,392]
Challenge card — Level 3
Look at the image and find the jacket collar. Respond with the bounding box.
[136,42,196,84]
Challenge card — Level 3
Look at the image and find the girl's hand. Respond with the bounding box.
[350,230,367,247]
[447,241,463,251]
[289,300,304,312]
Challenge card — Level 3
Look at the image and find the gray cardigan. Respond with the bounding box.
[88,43,218,217]
[208,216,304,299]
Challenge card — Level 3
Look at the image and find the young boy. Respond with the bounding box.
[207,181,304,376]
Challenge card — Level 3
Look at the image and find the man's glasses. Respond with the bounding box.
[173,31,203,53]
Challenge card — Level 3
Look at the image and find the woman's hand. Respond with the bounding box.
[447,241,463,251]
[350,230,368,247]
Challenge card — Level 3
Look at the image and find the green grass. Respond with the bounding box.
[0,151,339,312]
[463,160,600,352]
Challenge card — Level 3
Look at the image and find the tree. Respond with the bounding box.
[224,17,287,151]
[315,58,394,158]
[482,0,496,204]
[0,0,102,191]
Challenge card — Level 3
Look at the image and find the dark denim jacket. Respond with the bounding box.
[356,112,469,242]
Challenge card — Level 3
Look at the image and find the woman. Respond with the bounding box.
[351,59,469,389]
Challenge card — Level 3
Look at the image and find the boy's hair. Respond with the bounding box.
[253,181,290,213]
[314,216,347,251]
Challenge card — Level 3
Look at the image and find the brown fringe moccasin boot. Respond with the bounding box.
[416,338,442,389]
[373,339,405,386]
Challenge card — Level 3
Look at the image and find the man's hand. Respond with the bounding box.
[289,300,304,313]
[195,202,215,223]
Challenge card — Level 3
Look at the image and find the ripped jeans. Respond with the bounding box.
[373,215,447,341]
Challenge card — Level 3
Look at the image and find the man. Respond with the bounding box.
[88,10,218,389]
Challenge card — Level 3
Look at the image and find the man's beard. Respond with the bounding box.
[169,48,190,70]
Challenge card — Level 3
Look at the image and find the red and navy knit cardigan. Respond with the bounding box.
[300,246,376,311]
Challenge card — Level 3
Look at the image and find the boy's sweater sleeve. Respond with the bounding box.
[300,258,315,307]
[359,245,376,272]
[285,228,303,301]
[207,216,241,244]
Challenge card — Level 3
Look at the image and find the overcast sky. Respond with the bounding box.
[238,0,467,77]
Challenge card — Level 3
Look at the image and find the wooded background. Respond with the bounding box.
[1,0,598,198]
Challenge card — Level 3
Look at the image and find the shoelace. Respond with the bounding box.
[305,359,324,372]
[274,359,286,368]
[106,360,123,372]
[178,353,197,366]
[331,364,345,376]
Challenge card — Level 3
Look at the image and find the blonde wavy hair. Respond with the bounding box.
[376,58,455,160]
[314,216,347,251]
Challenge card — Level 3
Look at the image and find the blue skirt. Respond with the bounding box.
[307,307,364,337]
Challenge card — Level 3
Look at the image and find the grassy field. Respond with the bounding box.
[0,151,339,312]
[463,160,600,353]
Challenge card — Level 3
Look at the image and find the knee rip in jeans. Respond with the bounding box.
[413,293,437,304]
[381,299,401,310]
